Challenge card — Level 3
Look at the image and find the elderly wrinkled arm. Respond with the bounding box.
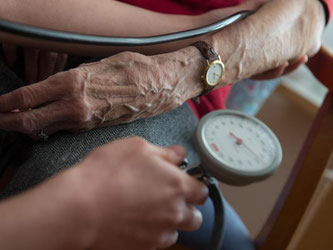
[176,0,327,98]
[0,0,327,135]
[122,0,327,107]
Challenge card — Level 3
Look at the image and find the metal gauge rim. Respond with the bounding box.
[193,110,282,185]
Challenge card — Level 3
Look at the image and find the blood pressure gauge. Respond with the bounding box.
[193,110,282,185]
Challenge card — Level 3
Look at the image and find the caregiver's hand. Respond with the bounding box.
[0,137,208,250]
[78,137,208,250]
[2,44,68,83]
[0,50,196,135]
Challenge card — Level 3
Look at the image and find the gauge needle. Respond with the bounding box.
[229,132,243,145]
[229,132,262,161]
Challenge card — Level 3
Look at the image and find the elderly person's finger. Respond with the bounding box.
[251,55,308,80]
[53,53,68,74]
[2,44,17,67]
[29,121,76,140]
[0,81,62,113]
[283,55,308,75]
[24,48,40,84]
[37,52,68,81]
[251,63,289,80]
[0,102,72,134]
[37,51,60,82]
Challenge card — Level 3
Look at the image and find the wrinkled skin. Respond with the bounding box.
[0,49,201,135]
[0,0,326,136]
[0,137,209,250]
[215,0,325,83]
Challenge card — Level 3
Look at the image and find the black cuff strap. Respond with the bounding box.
[186,164,225,250]
[206,177,225,250]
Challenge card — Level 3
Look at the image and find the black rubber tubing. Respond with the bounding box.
[0,11,253,46]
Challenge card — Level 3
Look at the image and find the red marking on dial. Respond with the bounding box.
[211,143,219,152]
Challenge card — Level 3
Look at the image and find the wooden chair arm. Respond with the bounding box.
[255,46,333,249]
[306,46,333,91]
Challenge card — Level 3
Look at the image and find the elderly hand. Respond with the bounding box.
[251,55,308,80]
[0,50,198,136]
[208,0,326,84]
[2,44,68,83]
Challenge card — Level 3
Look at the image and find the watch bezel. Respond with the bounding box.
[204,57,225,87]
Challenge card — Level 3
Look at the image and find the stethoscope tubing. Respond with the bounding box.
[0,11,253,46]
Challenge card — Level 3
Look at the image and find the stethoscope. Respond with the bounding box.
[0,11,252,46]
[0,11,276,250]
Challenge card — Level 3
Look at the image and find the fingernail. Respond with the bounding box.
[170,145,185,158]
[304,56,308,63]
[202,185,209,196]
[192,208,203,226]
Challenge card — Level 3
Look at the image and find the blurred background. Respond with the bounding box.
[223,20,333,250]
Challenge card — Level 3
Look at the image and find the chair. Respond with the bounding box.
[168,45,333,250]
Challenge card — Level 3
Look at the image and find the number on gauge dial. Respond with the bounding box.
[204,115,276,172]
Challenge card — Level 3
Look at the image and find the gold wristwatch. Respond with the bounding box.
[191,41,225,98]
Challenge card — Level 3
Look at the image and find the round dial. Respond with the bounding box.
[205,61,224,86]
[194,110,282,185]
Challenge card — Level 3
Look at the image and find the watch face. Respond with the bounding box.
[205,61,224,86]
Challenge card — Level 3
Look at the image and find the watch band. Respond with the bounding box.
[191,41,222,101]
[191,41,219,62]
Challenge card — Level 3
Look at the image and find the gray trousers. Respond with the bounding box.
[0,59,199,198]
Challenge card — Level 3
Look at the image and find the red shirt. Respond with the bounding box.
[119,0,245,14]
[119,0,332,118]
[322,0,333,22]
